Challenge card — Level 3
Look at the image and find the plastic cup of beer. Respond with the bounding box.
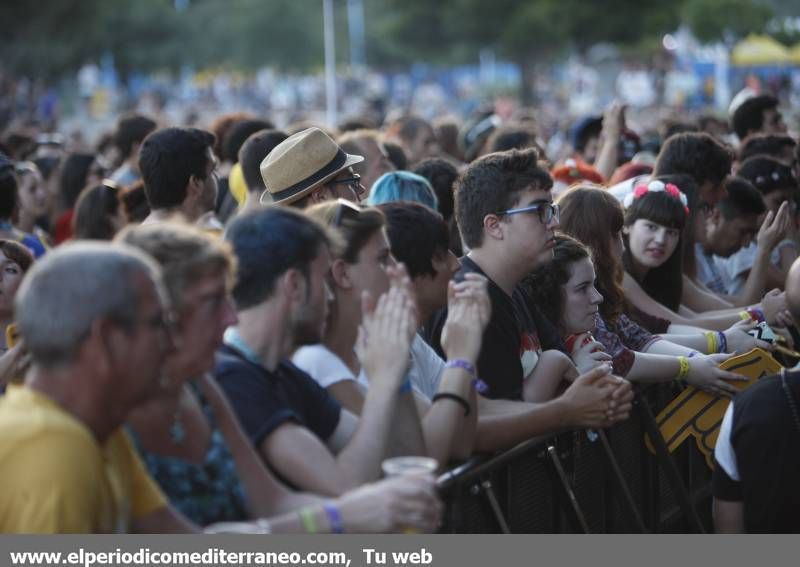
[381,456,438,533]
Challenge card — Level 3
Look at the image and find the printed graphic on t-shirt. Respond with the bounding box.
[520,332,542,379]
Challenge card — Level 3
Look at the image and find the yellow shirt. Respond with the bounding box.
[0,388,166,533]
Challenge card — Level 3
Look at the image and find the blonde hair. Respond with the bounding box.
[115,221,236,311]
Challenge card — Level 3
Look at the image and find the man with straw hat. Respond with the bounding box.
[260,127,366,208]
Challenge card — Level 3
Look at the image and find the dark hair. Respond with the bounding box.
[209,112,255,161]
[738,133,796,163]
[622,176,696,311]
[379,201,449,279]
[0,239,34,273]
[114,113,157,158]
[118,180,150,223]
[72,184,121,240]
[383,140,408,170]
[412,158,458,221]
[731,94,779,140]
[387,116,432,146]
[59,153,95,209]
[571,117,603,153]
[717,177,766,220]
[661,120,699,142]
[222,119,274,164]
[338,117,375,133]
[456,148,552,249]
[138,127,215,210]
[0,154,18,220]
[305,201,385,264]
[486,125,538,153]
[225,207,331,310]
[654,133,732,190]
[524,234,592,335]
[557,186,626,325]
[238,129,289,193]
[32,156,60,181]
[737,155,798,196]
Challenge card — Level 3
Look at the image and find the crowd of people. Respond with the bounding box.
[0,88,798,534]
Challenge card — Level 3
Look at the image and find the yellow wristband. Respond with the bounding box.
[739,310,751,321]
[676,356,690,381]
[704,331,717,354]
[299,507,319,534]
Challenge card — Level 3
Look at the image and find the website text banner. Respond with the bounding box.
[0,535,787,567]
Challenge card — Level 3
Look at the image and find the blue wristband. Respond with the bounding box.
[444,358,476,376]
[323,502,344,534]
[716,331,727,353]
[688,351,702,358]
[473,378,489,394]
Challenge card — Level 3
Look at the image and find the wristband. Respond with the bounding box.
[323,502,344,534]
[299,507,318,534]
[717,331,727,353]
[704,331,717,354]
[739,310,751,322]
[398,378,413,394]
[432,392,471,416]
[688,351,702,358]
[444,358,476,376]
[675,356,690,382]
[745,307,765,323]
[472,378,489,395]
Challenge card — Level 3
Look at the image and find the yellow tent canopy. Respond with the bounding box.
[731,34,790,66]
[790,42,800,65]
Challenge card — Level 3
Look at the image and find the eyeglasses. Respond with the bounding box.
[328,175,363,195]
[496,202,560,225]
[332,198,362,227]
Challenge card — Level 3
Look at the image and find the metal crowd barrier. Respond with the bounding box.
[437,382,714,533]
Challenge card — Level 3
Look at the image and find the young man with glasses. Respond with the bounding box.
[425,149,632,427]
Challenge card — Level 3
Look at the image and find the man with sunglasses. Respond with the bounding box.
[425,149,632,428]
[259,128,366,208]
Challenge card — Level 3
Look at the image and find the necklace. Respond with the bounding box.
[780,368,800,436]
[169,391,187,445]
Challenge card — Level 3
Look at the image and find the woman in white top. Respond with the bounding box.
[295,199,489,466]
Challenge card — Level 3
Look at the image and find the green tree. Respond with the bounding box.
[682,0,774,43]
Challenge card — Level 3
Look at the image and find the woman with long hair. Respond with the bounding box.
[294,198,489,467]
[526,234,746,397]
[556,185,768,351]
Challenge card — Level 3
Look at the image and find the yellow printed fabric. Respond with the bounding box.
[0,388,166,533]
[645,348,782,469]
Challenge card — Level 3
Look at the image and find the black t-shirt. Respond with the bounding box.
[423,256,564,400]
[213,344,342,448]
[712,371,800,532]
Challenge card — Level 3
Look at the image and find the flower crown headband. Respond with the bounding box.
[623,180,689,215]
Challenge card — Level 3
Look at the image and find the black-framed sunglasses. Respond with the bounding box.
[328,175,363,195]
[332,198,362,227]
[496,202,560,225]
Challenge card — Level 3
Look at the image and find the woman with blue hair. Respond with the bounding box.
[366,171,439,210]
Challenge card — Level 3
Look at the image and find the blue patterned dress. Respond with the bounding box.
[129,385,249,525]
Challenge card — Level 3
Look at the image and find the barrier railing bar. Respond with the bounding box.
[597,429,648,533]
[547,445,591,533]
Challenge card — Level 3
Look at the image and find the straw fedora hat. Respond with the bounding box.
[260,127,364,205]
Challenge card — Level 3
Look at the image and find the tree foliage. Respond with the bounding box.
[682,0,774,43]
[0,0,785,82]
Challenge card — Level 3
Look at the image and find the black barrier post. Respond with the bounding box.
[546,445,591,533]
[596,429,648,533]
[637,391,706,533]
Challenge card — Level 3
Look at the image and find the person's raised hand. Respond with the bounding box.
[760,289,792,328]
[440,274,490,363]
[357,281,415,390]
[756,201,791,251]
[570,333,612,374]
